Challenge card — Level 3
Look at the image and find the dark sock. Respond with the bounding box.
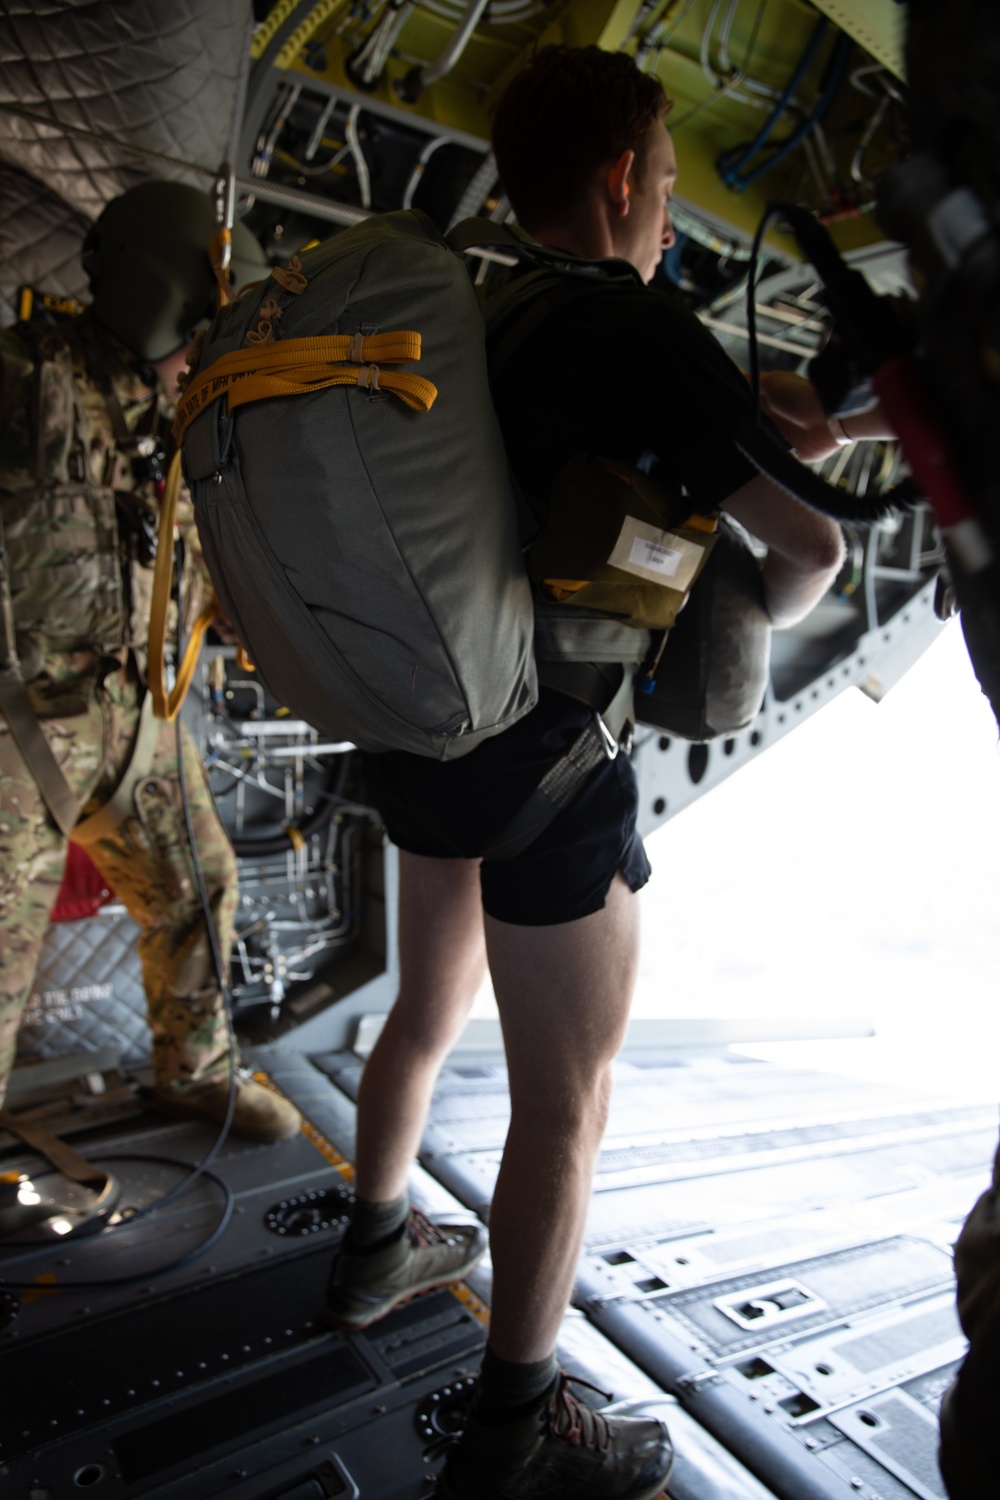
[475,1347,559,1424]
[347,1192,409,1252]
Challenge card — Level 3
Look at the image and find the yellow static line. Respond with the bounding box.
[448,1279,490,1330]
[21,1269,59,1302]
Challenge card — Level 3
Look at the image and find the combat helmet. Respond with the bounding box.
[82,180,268,361]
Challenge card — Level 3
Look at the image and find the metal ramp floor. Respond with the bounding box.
[317,1041,992,1500]
[1,1040,991,1500]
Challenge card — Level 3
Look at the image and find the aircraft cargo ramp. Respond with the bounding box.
[1,1038,988,1500]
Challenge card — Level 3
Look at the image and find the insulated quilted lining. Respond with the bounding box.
[16,908,152,1069]
[0,0,254,219]
[0,159,90,323]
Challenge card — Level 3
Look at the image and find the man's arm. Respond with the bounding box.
[723,473,846,629]
[759,370,896,462]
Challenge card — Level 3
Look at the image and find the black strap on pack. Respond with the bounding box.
[480,666,634,864]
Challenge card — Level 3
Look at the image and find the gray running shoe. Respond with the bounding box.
[436,1374,673,1500]
[322,1208,488,1330]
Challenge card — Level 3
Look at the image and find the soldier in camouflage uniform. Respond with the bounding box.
[0,181,299,1142]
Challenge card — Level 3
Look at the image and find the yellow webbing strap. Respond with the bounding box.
[171,331,436,445]
[209,226,234,307]
[148,450,218,722]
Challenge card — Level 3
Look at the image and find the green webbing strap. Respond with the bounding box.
[71,687,159,847]
[0,676,81,839]
[0,1107,109,1190]
[0,671,159,846]
[481,667,635,865]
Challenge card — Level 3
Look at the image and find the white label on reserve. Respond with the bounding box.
[608,516,705,590]
[628,535,683,576]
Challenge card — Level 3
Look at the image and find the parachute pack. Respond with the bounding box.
[176,210,539,759]
[173,209,769,761]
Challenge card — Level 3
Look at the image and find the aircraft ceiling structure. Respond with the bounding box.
[239,0,907,257]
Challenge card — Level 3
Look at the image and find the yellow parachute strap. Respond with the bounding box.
[171,331,436,444]
[148,450,218,722]
[209,226,234,307]
[543,579,591,602]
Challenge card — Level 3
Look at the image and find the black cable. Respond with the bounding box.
[745,203,787,421]
[742,203,908,524]
[0,1154,234,1284]
[228,753,350,857]
[735,416,899,521]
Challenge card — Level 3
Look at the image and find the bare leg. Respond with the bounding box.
[485,874,640,1363]
[353,850,487,1203]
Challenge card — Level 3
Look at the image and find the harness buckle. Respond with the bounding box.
[594,711,619,761]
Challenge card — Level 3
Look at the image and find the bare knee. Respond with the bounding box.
[509,1063,613,1145]
[375,987,473,1063]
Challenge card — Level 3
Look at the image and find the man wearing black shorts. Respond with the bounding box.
[323,45,848,1500]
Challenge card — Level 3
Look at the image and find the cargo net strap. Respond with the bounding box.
[171,330,436,445]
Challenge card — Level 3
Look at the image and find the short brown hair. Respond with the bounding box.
[491,46,670,233]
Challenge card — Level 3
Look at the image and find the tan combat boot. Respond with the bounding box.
[150,1073,301,1142]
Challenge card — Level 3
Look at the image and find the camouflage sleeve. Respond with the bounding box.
[0,328,38,480]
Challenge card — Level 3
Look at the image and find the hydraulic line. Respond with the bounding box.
[850,93,891,186]
[683,0,783,117]
[713,0,741,78]
[419,0,543,15]
[717,15,829,186]
[347,0,414,89]
[402,131,453,208]
[637,0,700,74]
[668,0,771,133]
[397,0,489,100]
[344,103,371,206]
[229,756,351,858]
[731,33,852,192]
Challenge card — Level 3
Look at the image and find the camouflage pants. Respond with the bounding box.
[0,656,238,1105]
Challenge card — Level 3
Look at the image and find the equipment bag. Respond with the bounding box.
[175,210,537,759]
[636,516,772,741]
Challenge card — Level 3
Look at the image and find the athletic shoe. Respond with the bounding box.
[436,1372,674,1500]
[149,1074,301,1142]
[322,1208,488,1330]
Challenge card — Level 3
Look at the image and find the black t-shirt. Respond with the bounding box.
[490,276,759,525]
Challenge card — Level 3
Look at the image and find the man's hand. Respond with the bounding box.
[758,371,843,464]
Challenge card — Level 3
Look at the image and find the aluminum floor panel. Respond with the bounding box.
[312,1040,990,1500]
[1,1047,775,1500]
